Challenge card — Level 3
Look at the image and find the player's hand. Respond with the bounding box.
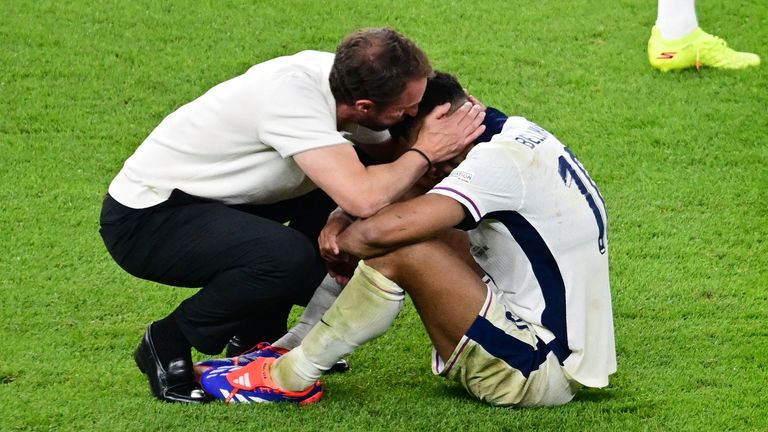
[319,209,354,263]
[412,102,485,164]
[326,255,358,285]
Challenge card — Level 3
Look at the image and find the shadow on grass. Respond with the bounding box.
[435,381,632,408]
[573,386,618,403]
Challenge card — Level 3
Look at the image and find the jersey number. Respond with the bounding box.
[557,148,607,254]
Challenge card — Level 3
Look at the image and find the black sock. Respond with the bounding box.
[225,304,292,356]
[150,314,192,365]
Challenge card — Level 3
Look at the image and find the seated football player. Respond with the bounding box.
[198,72,617,407]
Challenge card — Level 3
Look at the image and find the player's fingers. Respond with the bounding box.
[318,235,331,254]
[320,250,335,262]
[320,239,340,261]
[323,234,339,254]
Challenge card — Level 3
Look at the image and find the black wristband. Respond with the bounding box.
[407,148,433,171]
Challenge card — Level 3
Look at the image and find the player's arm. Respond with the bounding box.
[336,193,467,258]
[293,102,485,218]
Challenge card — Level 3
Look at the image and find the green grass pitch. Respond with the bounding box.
[1,0,766,431]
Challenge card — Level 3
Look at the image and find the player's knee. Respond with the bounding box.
[366,240,439,279]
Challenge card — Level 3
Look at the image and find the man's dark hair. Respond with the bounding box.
[389,71,467,143]
[330,27,432,106]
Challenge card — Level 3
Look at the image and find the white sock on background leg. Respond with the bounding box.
[656,0,698,39]
[272,274,343,350]
[271,262,404,391]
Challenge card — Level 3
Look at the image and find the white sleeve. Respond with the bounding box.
[427,143,526,222]
[255,72,349,157]
[344,125,390,145]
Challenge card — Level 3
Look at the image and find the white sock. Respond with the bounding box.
[272,274,342,350]
[271,261,404,391]
[656,0,699,39]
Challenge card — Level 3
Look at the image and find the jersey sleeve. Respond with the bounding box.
[255,72,349,157]
[427,142,526,224]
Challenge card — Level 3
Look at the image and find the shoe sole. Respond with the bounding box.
[134,342,166,399]
[298,388,324,406]
[134,346,147,374]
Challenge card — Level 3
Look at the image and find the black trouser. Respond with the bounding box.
[99,188,336,354]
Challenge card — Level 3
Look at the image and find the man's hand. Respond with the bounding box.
[466,93,486,113]
[412,102,485,164]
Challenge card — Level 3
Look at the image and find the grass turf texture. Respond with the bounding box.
[1,0,766,430]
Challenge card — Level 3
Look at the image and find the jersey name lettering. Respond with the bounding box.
[513,123,549,149]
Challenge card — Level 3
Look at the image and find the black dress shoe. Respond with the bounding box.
[224,335,251,358]
[329,358,350,374]
[134,326,213,404]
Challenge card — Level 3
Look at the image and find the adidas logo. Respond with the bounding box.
[232,373,251,388]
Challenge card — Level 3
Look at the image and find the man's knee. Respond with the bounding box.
[246,229,324,303]
[235,226,317,272]
[273,230,318,272]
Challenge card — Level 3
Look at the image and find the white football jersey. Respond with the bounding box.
[429,116,616,388]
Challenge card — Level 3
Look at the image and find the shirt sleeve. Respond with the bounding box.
[255,72,350,158]
[427,142,526,223]
[344,125,390,145]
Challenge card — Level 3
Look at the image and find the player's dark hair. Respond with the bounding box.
[330,27,432,106]
[389,71,468,143]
